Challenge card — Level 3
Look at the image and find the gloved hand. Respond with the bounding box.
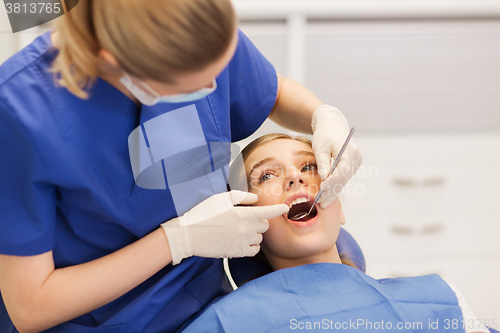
[161,190,289,265]
[311,105,362,208]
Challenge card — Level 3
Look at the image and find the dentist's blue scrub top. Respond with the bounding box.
[0,30,277,333]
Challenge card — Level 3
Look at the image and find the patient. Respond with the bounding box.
[182,134,490,333]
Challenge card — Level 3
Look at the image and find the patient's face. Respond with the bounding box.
[244,139,344,267]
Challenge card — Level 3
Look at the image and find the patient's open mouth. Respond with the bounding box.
[287,198,318,222]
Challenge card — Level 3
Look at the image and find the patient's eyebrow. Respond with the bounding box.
[249,157,275,177]
[295,150,315,158]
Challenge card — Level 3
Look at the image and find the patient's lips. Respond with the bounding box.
[283,192,318,222]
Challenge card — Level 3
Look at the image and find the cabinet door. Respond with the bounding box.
[344,213,500,263]
[343,134,500,213]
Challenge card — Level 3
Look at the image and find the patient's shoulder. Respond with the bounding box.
[373,273,458,305]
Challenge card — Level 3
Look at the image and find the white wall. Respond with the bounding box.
[0,4,17,65]
[0,5,52,66]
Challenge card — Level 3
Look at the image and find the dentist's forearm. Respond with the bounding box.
[269,74,323,134]
[0,228,172,333]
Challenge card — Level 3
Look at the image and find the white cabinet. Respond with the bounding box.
[342,133,500,323]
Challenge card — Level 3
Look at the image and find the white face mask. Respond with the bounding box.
[119,72,217,106]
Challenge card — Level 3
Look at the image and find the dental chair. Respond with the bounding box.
[228,228,500,333]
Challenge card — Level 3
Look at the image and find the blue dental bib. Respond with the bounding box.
[183,263,464,333]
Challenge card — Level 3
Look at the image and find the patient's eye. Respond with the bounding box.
[301,162,317,173]
[258,170,279,184]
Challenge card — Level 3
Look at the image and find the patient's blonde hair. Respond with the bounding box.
[241,133,312,162]
[51,0,236,99]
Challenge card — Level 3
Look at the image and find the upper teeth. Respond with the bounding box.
[289,197,308,208]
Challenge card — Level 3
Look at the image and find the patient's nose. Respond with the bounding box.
[286,167,305,189]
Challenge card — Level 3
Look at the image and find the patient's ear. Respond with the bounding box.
[339,201,346,225]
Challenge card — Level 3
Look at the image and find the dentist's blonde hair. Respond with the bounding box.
[51,0,236,99]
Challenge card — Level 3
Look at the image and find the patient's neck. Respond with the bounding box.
[263,244,342,271]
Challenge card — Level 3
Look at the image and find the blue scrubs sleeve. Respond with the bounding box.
[228,30,278,142]
[0,99,57,256]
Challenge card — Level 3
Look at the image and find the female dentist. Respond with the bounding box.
[0,0,362,332]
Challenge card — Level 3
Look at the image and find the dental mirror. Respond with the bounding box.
[290,128,356,221]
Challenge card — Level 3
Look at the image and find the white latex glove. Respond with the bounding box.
[311,105,362,208]
[161,190,289,265]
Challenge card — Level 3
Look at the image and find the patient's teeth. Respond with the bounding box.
[289,197,310,208]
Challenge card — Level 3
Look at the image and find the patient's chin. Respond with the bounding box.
[266,233,338,263]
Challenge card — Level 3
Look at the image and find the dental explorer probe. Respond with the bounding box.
[290,127,355,221]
